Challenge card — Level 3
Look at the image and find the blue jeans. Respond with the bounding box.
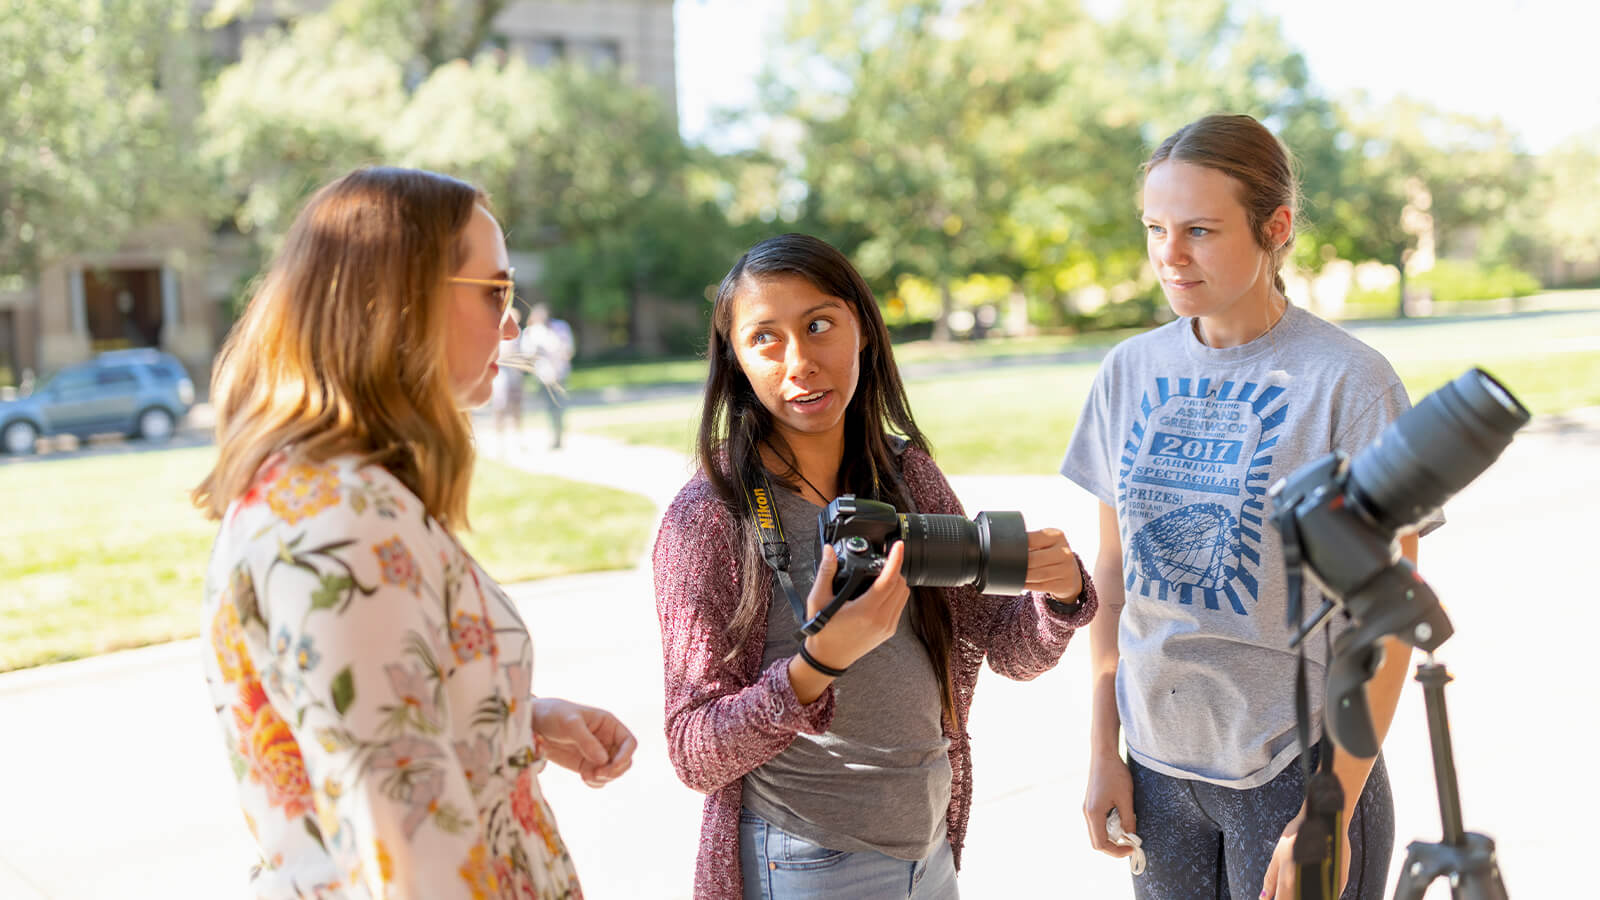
[738,809,959,900]
[1128,751,1394,900]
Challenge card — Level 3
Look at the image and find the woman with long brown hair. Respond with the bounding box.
[195,167,635,898]
[653,233,1098,899]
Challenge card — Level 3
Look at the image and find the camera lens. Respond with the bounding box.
[899,510,1029,595]
[1348,367,1530,533]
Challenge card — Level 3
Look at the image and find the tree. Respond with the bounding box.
[768,0,1346,332]
[395,56,732,349]
[0,0,209,280]
[773,0,1049,339]
[201,15,405,247]
[1525,131,1600,276]
[203,0,742,352]
[1325,97,1530,316]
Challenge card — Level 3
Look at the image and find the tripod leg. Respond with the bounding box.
[1453,833,1509,900]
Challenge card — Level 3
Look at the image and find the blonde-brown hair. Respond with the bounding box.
[1145,114,1300,295]
[194,167,487,529]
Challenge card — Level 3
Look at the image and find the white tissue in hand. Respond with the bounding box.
[1106,809,1148,875]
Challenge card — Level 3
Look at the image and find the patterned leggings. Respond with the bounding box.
[1128,751,1394,900]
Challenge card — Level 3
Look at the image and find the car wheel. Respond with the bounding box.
[3,420,39,455]
[137,407,176,442]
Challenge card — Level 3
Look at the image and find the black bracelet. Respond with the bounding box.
[1045,592,1085,617]
[796,643,849,678]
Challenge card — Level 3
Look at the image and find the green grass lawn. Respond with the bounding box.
[0,449,655,672]
[457,458,656,584]
[566,357,710,392]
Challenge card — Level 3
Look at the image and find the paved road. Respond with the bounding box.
[3,409,1596,898]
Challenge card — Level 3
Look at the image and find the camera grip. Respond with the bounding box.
[793,567,872,641]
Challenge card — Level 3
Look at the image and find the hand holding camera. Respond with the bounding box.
[1023,527,1083,602]
[800,541,911,675]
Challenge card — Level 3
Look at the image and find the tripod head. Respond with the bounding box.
[1272,453,1456,756]
[1268,368,1526,756]
[1268,369,1526,900]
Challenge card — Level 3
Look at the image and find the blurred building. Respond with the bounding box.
[499,1,677,121]
[1,0,675,389]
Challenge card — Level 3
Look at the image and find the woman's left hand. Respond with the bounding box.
[1025,528,1083,602]
[1260,810,1351,899]
[530,698,638,788]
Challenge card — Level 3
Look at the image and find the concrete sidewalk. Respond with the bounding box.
[478,429,696,515]
[4,417,1597,898]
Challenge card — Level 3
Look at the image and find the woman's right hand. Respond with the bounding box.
[799,542,911,673]
[1083,751,1137,858]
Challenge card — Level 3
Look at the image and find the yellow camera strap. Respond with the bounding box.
[737,464,809,629]
[1284,513,1345,900]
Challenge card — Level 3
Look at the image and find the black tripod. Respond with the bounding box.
[1391,658,1508,900]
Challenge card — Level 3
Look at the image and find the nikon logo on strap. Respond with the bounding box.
[752,487,775,530]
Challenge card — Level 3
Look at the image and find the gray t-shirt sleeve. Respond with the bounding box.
[1061,350,1118,508]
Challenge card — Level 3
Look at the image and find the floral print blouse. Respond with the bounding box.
[202,454,582,899]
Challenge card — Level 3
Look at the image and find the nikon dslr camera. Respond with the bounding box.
[798,494,1029,636]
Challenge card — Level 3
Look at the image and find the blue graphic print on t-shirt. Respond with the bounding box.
[1116,376,1287,616]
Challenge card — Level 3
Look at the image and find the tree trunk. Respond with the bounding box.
[627,279,645,353]
[1394,249,1408,319]
[932,279,954,342]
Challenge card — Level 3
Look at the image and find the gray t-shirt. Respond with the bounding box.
[741,486,953,860]
[1061,304,1442,788]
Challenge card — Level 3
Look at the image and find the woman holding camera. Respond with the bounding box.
[1062,115,1442,899]
[195,167,636,898]
[653,233,1097,899]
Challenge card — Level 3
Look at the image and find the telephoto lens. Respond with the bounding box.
[1348,367,1530,534]
[899,511,1029,595]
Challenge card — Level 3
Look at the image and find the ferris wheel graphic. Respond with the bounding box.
[1116,375,1287,615]
[1130,503,1239,590]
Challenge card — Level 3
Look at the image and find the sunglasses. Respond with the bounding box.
[449,266,518,324]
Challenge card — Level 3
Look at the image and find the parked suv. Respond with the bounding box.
[0,349,196,454]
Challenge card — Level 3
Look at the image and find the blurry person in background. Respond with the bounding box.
[491,318,526,451]
[521,302,574,450]
[1064,115,1438,900]
[193,166,635,898]
[654,233,1098,899]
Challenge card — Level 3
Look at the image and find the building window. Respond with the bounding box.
[584,39,621,68]
[528,36,566,66]
[83,267,163,352]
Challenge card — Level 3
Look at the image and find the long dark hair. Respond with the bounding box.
[1145,114,1300,296]
[696,233,956,726]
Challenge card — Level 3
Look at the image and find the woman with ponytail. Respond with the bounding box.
[1063,115,1442,899]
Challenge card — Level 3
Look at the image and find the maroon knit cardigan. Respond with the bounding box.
[652,447,1098,898]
